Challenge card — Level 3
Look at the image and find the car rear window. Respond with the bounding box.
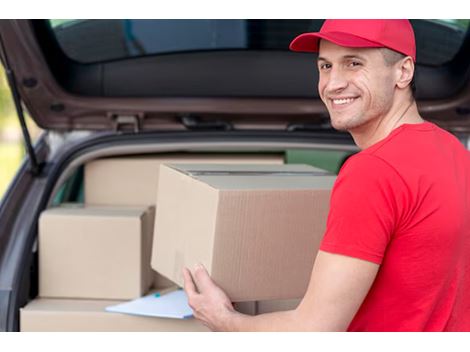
[48,19,470,66]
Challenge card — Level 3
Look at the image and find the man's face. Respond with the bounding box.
[317,40,397,132]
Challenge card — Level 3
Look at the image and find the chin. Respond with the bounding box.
[330,116,352,132]
[330,115,365,132]
[331,123,348,132]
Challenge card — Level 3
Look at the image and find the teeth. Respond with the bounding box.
[333,98,355,105]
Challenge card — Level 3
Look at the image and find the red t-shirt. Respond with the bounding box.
[319,121,470,331]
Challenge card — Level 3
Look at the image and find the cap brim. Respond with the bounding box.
[289,31,384,52]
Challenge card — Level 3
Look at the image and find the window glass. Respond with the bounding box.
[48,19,469,66]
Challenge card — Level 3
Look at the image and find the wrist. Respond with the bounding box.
[220,306,244,332]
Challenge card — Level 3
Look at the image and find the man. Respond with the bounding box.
[182,19,470,331]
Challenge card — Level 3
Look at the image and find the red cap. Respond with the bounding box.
[289,19,416,62]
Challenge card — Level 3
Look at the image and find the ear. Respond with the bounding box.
[396,56,415,90]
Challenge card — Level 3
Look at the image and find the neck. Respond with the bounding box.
[349,98,424,150]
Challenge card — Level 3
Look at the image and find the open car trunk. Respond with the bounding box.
[19,131,357,331]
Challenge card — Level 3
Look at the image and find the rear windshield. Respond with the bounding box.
[48,19,470,66]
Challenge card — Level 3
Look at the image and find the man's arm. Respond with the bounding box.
[183,250,380,331]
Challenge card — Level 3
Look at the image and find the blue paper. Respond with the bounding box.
[105,289,193,319]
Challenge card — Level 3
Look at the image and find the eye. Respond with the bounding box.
[319,63,332,70]
[348,61,362,68]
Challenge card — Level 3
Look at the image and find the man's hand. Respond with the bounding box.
[183,264,237,331]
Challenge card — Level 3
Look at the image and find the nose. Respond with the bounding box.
[323,67,348,95]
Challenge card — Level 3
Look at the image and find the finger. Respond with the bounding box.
[182,267,198,296]
[192,263,217,293]
[187,294,202,314]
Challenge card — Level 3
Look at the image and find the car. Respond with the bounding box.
[0,19,469,332]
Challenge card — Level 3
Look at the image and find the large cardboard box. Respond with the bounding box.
[39,205,154,300]
[84,153,284,207]
[151,164,335,302]
[20,298,209,332]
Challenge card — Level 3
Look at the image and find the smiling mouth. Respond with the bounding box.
[330,97,358,107]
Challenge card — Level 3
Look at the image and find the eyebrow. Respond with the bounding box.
[317,54,367,62]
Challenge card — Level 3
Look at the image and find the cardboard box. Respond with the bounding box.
[20,297,299,331]
[39,205,154,300]
[84,153,284,207]
[151,164,335,302]
[20,298,209,332]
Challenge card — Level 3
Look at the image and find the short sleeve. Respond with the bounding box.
[319,154,408,264]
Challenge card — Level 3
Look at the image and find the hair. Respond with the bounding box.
[379,48,416,99]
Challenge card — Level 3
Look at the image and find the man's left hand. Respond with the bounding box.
[183,264,236,331]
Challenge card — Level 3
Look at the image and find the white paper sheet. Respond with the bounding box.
[105,289,194,319]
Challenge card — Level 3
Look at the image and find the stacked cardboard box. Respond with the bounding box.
[84,153,285,206]
[22,203,208,331]
[38,205,154,300]
[23,153,292,332]
[21,298,209,332]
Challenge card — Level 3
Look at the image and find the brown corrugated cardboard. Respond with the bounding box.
[84,153,284,207]
[39,205,154,300]
[151,163,335,302]
[20,298,209,332]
